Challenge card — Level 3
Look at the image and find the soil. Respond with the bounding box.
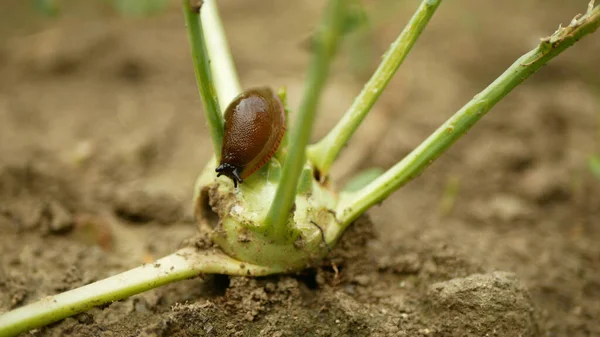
[1,0,599,336]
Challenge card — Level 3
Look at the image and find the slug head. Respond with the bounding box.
[216,163,243,188]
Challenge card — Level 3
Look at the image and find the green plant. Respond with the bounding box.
[1,0,599,335]
[590,90,600,178]
[590,155,600,178]
[33,0,169,17]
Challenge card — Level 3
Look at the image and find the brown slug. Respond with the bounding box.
[216,87,286,187]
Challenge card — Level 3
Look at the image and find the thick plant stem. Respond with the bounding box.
[265,0,347,238]
[332,2,600,233]
[182,0,224,159]
[201,0,242,109]
[0,248,280,337]
[308,0,442,176]
[275,87,290,162]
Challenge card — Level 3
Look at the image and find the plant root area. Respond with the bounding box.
[1,1,599,336]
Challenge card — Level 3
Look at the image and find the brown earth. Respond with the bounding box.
[1,0,599,336]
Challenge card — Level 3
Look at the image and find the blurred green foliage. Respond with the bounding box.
[33,0,169,17]
[33,0,59,16]
[343,167,384,192]
[344,0,372,77]
[109,0,168,16]
[341,0,369,36]
[589,156,600,179]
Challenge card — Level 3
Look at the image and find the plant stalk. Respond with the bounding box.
[332,1,600,234]
[265,0,348,238]
[0,248,280,337]
[182,0,224,159]
[275,86,291,162]
[200,0,242,109]
[307,0,442,176]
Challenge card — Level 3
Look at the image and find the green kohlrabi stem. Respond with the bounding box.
[200,0,242,109]
[266,0,348,238]
[182,0,224,159]
[0,248,281,337]
[333,1,600,231]
[307,0,442,176]
[275,86,291,162]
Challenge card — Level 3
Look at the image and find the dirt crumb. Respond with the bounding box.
[0,164,81,234]
[111,188,184,225]
[426,272,539,336]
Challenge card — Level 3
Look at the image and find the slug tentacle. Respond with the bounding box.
[216,163,243,187]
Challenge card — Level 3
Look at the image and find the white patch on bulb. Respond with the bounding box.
[232,204,244,215]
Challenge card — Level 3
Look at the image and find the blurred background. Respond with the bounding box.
[0,0,599,335]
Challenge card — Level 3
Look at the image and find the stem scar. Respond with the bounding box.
[190,0,204,13]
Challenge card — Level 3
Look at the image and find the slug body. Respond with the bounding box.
[216,88,286,187]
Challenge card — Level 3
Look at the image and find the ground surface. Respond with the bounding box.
[1,0,599,336]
